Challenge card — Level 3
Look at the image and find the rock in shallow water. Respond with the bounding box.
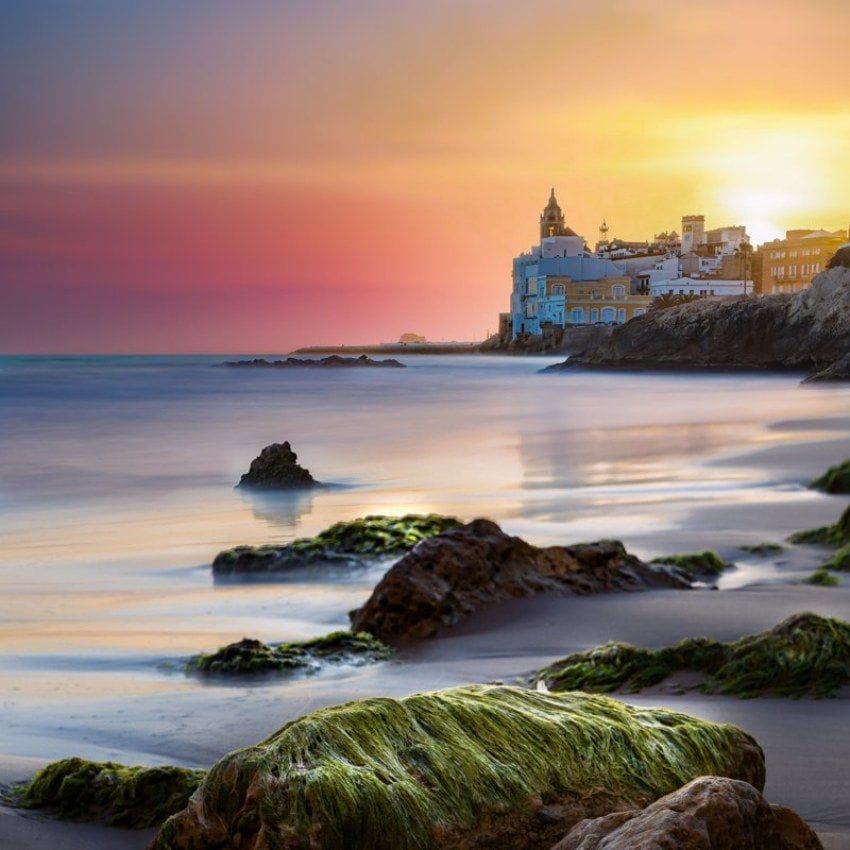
[551,776,822,850]
[149,685,764,850]
[350,519,690,641]
[187,630,393,675]
[212,514,460,575]
[237,441,318,489]
[537,612,850,698]
[16,757,204,829]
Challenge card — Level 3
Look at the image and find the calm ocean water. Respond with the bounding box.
[0,354,848,761]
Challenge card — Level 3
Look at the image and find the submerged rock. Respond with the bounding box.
[350,519,690,641]
[212,513,460,575]
[237,441,318,489]
[651,550,732,581]
[543,266,850,380]
[15,757,204,829]
[150,685,763,850]
[538,612,850,698]
[739,542,784,555]
[810,458,850,493]
[188,630,393,675]
[789,504,850,547]
[223,355,404,368]
[552,776,822,850]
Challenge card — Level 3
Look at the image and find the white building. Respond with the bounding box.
[649,277,753,298]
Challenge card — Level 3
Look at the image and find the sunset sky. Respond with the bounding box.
[2,0,849,353]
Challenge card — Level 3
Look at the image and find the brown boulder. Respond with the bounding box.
[552,776,822,850]
[350,519,689,641]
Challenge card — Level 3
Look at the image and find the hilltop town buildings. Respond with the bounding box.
[506,189,847,342]
[510,191,651,337]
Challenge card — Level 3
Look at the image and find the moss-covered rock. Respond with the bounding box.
[188,630,393,675]
[151,685,763,850]
[213,513,460,575]
[738,542,784,555]
[650,550,731,580]
[821,543,850,572]
[788,504,850,546]
[810,459,850,494]
[14,757,204,829]
[539,612,850,699]
[806,568,841,587]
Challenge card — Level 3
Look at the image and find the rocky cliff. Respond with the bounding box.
[545,267,850,378]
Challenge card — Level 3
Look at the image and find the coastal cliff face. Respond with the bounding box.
[547,267,850,376]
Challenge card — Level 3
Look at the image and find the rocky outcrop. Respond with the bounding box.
[349,519,689,641]
[16,757,204,829]
[552,776,822,850]
[213,514,459,575]
[187,630,393,675]
[223,354,404,368]
[150,685,764,850]
[237,442,318,489]
[537,612,850,698]
[545,267,850,379]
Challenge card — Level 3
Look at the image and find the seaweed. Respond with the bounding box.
[213,514,460,574]
[189,630,393,675]
[788,505,850,547]
[151,685,762,850]
[650,550,730,580]
[810,459,850,494]
[540,612,850,699]
[806,568,841,587]
[820,543,850,572]
[14,757,204,828]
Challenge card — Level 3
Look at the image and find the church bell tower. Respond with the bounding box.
[540,187,567,240]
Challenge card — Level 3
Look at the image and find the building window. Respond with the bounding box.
[612,284,626,298]
[601,307,616,323]
[617,308,627,323]
[590,308,599,323]
[634,308,646,317]
[813,263,820,273]
[788,265,796,277]
[571,308,585,324]
[801,264,808,275]
[710,289,715,296]
[552,284,565,295]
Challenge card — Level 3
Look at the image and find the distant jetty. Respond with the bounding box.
[223,355,405,368]
[291,343,480,356]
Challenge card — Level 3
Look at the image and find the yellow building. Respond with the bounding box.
[545,275,650,325]
[759,229,847,294]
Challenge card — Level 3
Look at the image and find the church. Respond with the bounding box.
[510,190,652,338]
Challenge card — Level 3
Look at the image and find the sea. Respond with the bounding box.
[1,354,849,772]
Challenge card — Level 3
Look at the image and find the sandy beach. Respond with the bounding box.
[1,355,848,847]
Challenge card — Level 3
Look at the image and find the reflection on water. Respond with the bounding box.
[241,488,317,529]
[0,355,848,729]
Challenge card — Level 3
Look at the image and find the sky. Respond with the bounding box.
[1,0,849,353]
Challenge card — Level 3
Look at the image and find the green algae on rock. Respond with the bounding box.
[810,459,850,494]
[806,568,841,586]
[738,542,784,555]
[15,757,204,829]
[650,550,731,580]
[150,685,763,850]
[788,504,850,547]
[539,612,850,699]
[213,513,460,575]
[820,543,850,572]
[188,630,393,675]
